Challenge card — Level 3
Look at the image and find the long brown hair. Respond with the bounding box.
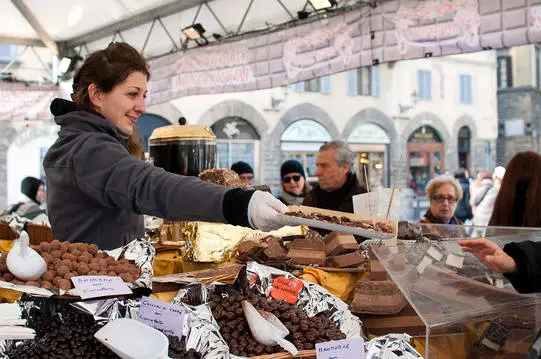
[71,42,149,158]
[490,151,541,227]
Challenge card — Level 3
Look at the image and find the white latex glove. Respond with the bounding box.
[247,191,288,232]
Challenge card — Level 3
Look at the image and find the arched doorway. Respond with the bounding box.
[281,119,332,181]
[211,117,260,173]
[347,122,391,189]
[407,126,444,195]
[136,113,171,153]
[458,126,471,171]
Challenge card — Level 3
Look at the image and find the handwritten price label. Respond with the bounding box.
[71,276,132,299]
[138,296,185,339]
[270,276,304,304]
[316,338,365,359]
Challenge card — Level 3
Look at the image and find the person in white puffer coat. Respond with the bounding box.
[470,166,505,226]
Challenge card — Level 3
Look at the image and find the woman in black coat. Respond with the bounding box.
[459,238,541,294]
[453,168,473,223]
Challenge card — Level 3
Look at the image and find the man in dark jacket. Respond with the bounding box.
[303,140,366,213]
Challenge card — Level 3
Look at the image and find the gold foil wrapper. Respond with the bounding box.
[182,222,307,263]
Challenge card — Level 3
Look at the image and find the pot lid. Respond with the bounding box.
[149,125,216,142]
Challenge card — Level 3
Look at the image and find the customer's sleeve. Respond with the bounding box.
[503,241,541,294]
[72,133,252,225]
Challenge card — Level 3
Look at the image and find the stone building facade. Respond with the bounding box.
[496,45,541,165]
[151,51,498,200]
[0,52,498,221]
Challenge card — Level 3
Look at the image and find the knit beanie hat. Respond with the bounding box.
[231,161,254,175]
[21,176,44,204]
[281,159,305,179]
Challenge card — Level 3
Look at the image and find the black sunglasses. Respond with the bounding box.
[283,175,301,183]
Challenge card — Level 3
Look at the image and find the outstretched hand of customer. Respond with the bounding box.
[458,238,517,274]
[248,191,288,232]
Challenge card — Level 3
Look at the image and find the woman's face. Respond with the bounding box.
[91,71,148,134]
[282,172,305,195]
[429,183,458,224]
[36,184,46,204]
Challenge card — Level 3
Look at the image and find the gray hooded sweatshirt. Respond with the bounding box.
[44,99,252,249]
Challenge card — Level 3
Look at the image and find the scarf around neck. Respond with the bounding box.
[423,209,461,225]
[279,189,304,206]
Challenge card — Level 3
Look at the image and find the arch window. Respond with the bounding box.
[407,126,444,195]
[280,119,331,179]
[211,117,260,177]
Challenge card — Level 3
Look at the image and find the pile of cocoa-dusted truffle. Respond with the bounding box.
[208,290,345,357]
[0,240,140,290]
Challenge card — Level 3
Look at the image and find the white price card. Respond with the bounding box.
[137,296,185,339]
[71,276,132,299]
[316,338,365,359]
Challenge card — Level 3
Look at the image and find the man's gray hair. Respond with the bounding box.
[319,140,356,173]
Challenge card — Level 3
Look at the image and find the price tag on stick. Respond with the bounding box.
[270,276,304,304]
[316,338,365,359]
[138,296,185,339]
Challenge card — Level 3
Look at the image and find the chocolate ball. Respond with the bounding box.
[40,281,53,289]
[39,242,51,253]
[42,271,55,282]
[77,264,89,275]
[50,240,61,250]
[56,265,70,277]
[57,279,71,290]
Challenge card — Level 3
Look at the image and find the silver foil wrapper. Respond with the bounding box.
[105,238,155,291]
[181,303,229,358]
[170,262,362,359]
[171,283,230,359]
[0,238,155,297]
[0,238,155,357]
[365,333,423,359]
[246,262,362,339]
[0,214,29,235]
[0,296,145,358]
[71,297,141,322]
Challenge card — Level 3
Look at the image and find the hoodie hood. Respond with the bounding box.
[50,98,129,143]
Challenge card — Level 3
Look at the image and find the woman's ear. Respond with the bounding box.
[88,83,102,108]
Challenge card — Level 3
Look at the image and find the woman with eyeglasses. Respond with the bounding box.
[277,160,311,206]
[419,176,463,224]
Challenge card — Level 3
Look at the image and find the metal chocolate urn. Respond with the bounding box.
[148,125,216,176]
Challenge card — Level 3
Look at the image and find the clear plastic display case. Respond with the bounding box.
[371,224,541,359]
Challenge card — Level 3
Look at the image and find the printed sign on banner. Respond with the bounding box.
[138,296,186,339]
[315,338,365,359]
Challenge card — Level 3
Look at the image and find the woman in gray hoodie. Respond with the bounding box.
[44,42,286,249]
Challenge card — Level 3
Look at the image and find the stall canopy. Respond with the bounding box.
[1,0,360,82]
[2,0,541,105]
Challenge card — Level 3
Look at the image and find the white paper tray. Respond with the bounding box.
[277,205,396,240]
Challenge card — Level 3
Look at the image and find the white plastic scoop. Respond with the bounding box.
[6,231,46,281]
[241,300,298,356]
[94,318,170,359]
